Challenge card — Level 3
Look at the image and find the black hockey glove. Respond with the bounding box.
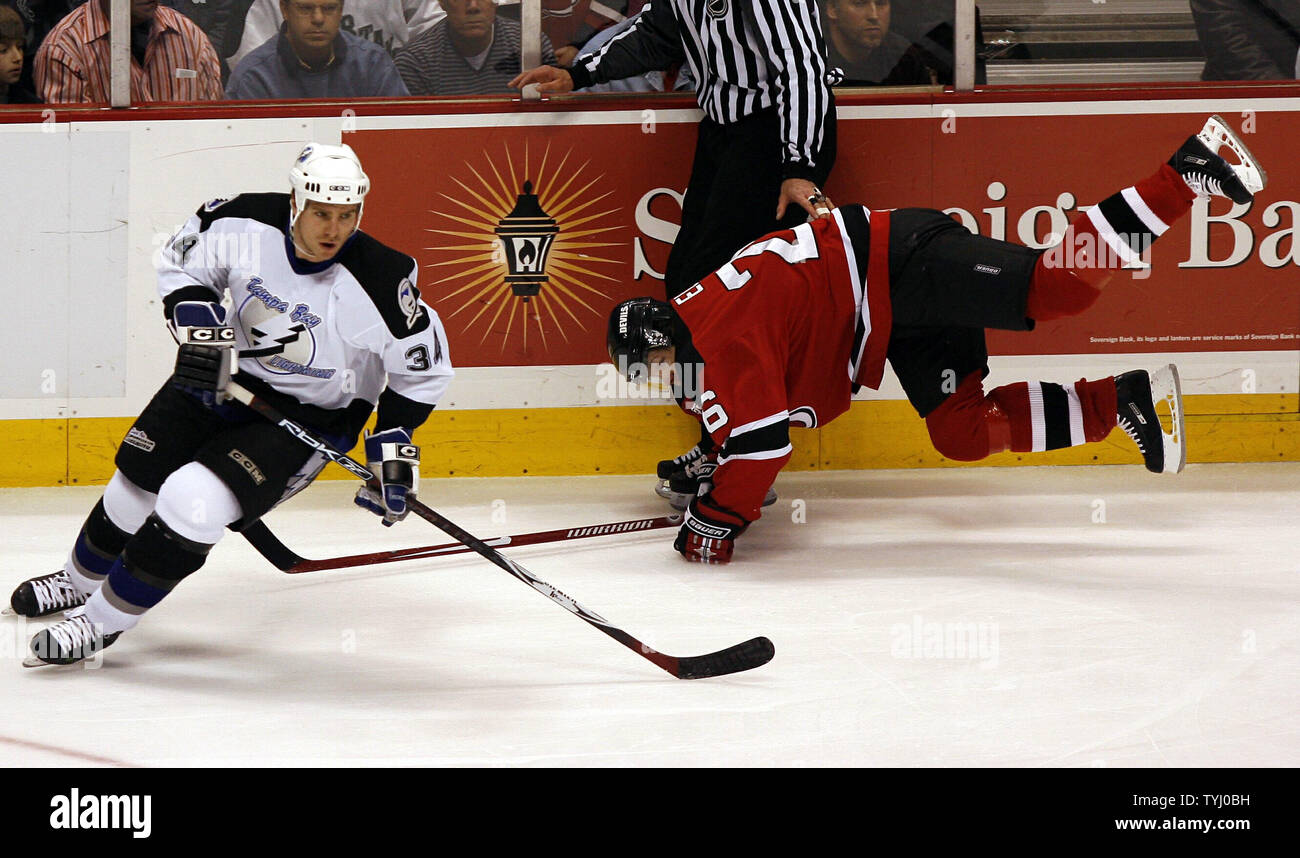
[354,428,420,526]
[170,301,236,399]
[674,495,749,564]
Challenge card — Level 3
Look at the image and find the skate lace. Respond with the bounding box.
[1183,172,1224,199]
[672,445,705,468]
[31,573,82,613]
[1117,416,1147,454]
[46,615,101,655]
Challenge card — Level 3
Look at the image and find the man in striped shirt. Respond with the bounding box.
[35,0,223,103]
[511,0,838,505]
[396,0,557,96]
[606,116,1264,563]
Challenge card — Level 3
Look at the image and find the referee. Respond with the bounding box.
[510,0,837,506]
[509,0,838,298]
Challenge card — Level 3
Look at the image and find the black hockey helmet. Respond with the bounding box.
[607,297,675,381]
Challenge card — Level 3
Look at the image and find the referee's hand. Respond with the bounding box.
[778,178,834,221]
[510,65,575,94]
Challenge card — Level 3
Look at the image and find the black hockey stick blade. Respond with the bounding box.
[672,635,775,680]
[239,520,301,570]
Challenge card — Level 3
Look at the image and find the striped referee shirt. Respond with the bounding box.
[396,18,557,97]
[35,1,223,104]
[567,0,831,180]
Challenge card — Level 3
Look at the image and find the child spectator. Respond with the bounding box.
[1,1,80,101]
[0,4,36,103]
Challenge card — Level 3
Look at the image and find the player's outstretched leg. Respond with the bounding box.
[926,365,1185,474]
[1028,114,1265,322]
[26,463,240,667]
[8,472,157,618]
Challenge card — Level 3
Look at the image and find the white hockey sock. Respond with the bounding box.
[80,587,142,636]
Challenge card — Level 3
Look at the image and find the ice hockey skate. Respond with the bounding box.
[6,570,87,618]
[1115,364,1185,474]
[24,610,120,667]
[1169,115,1267,204]
[655,444,778,511]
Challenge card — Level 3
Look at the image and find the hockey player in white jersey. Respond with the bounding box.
[8,143,453,666]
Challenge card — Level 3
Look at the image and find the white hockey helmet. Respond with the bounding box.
[288,142,370,232]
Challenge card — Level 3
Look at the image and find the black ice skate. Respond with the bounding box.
[7,570,87,618]
[1115,364,1186,474]
[25,611,120,667]
[655,444,777,510]
[1169,115,1266,204]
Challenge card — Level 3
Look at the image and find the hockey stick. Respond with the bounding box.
[224,380,774,680]
[240,514,681,573]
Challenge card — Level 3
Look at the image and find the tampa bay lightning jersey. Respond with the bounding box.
[157,193,453,415]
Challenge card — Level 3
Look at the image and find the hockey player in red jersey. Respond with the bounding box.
[607,116,1267,564]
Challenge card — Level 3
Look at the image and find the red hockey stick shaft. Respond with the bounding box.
[284,515,681,573]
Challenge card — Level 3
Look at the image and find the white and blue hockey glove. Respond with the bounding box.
[354,428,420,526]
[170,301,237,399]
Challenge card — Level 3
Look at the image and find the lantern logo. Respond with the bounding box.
[425,143,623,353]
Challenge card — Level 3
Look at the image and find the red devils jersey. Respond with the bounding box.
[673,206,892,523]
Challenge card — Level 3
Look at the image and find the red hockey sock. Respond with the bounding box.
[926,373,1119,460]
[986,377,1117,452]
[925,371,1010,461]
[1027,164,1196,322]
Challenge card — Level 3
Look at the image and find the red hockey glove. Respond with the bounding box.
[674,495,749,564]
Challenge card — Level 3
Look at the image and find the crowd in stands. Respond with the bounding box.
[10,1,1292,108]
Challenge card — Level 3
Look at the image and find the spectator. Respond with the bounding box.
[0,1,80,102]
[548,0,636,68]
[35,0,223,103]
[0,4,37,103]
[1191,0,1300,80]
[571,11,686,93]
[226,0,410,99]
[228,0,441,70]
[396,0,555,97]
[822,0,935,86]
[162,0,256,83]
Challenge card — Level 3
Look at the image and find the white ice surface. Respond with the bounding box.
[1,464,1297,767]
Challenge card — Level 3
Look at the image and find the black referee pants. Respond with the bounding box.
[663,105,837,299]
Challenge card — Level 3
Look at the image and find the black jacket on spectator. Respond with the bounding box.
[163,0,255,82]
[0,81,39,102]
[828,30,935,86]
[1192,0,1300,80]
